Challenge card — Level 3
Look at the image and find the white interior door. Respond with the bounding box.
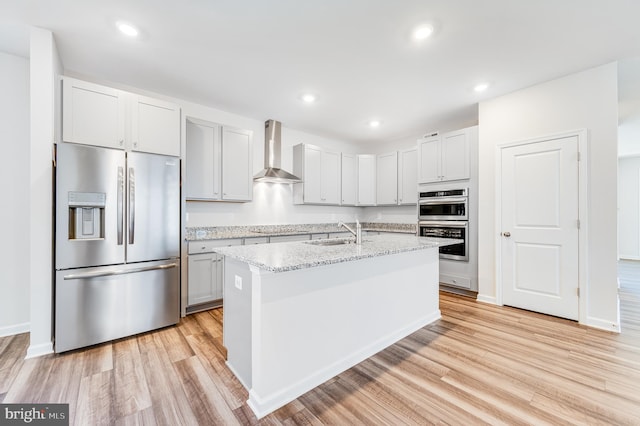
[500,136,579,320]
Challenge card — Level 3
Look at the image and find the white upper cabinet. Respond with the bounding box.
[357,154,376,206]
[341,153,357,206]
[62,77,180,156]
[185,119,221,200]
[185,118,252,202]
[221,126,253,202]
[398,148,418,205]
[131,94,181,156]
[376,151,398,205]
[440,129,469,182]
[62,77,125,149]
[418,128,470,183]
[293,144,341,205]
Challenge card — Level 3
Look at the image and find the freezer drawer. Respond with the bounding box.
[55,259,180,352]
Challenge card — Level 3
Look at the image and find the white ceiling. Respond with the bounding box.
[2,0,640,144]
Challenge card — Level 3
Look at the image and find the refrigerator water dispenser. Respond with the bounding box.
[68,191,106,240]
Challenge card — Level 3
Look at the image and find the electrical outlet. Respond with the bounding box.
[234,275,242,290]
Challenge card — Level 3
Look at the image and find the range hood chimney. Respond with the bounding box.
[253,119,302,183]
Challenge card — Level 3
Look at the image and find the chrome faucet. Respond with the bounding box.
[338,220,362,245]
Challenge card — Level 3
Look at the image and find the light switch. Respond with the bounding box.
[234,275,242,290]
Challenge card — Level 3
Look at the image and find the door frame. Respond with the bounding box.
[495,129,589,324]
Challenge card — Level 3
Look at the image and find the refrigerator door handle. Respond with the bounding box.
[128,167,135,244]
[117,166,124,245]
[63,262,178,280]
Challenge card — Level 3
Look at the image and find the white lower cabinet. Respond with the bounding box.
[187,239,242,310]
[188,253,223,306]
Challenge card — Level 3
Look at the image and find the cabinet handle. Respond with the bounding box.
[119,140,124,146]
[133,141,138,148]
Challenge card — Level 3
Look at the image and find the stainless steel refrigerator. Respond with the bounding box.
[54,143,180,352]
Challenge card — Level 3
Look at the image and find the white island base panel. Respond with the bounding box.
[223,247,441,419]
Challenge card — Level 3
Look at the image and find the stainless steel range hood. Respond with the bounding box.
[253,119,302,183]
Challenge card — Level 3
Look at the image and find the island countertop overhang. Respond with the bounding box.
[214,234,461,273]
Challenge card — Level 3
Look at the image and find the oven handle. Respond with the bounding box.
[419,197,467,205]
[419,221,468,228]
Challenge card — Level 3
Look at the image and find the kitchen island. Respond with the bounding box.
[215,234,456,418]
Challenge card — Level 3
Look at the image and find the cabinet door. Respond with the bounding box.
[221,127,253,201]
[341,153,357,206]
[185,119,221,200]
[357,155,376,205]
[399,148,418,205]
[418,137,441,183]
[131,95,181,156]
[376,151,398,205]
[441,129,469,181]
[62,77,125,149]
[188,253,222,305]
[321,150,341,204]
[303,145,323,203]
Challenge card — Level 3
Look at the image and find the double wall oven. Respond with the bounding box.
[418,188,468,261]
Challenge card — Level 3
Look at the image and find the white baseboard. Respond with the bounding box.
[476,294,497,305]
[26,341,54,359]
[247,311,442,419]
[0,322,30,338]
[585,316,621,333]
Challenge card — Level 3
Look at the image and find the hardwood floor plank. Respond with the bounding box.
[113,406,158,426]
[2,354,55,403]
[74,370,116,426]
[112,338,153,418]
[0,333,28,395]
[156,326,194,363]
[183,333,247,409]
[172,355,240,425]
[137,333,199,426]
[80,343,114,377]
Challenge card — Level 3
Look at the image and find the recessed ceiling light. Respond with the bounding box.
[301,94,316,103]
[117,21,139,37]
[413,24,434,40]
[368,120,381,128]
[474,83,489,92]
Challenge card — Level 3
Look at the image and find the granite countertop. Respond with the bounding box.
[214,233,459,273]
[185,222,417,241]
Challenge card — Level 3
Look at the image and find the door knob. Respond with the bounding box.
[502,232,511,237]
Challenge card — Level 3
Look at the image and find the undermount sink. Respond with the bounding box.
[305,238,354,246]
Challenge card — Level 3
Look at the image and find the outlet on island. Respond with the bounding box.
[234,275,242,290]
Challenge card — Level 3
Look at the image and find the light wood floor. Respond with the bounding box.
[1,265,639,425]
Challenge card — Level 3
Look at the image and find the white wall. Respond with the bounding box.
[0,51,30,337]
[619,157,640,259]
[478,63,619,331]
[27,28,62,357]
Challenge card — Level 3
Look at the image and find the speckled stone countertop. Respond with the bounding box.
[185,222,416,241]
[214,233,458,273]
